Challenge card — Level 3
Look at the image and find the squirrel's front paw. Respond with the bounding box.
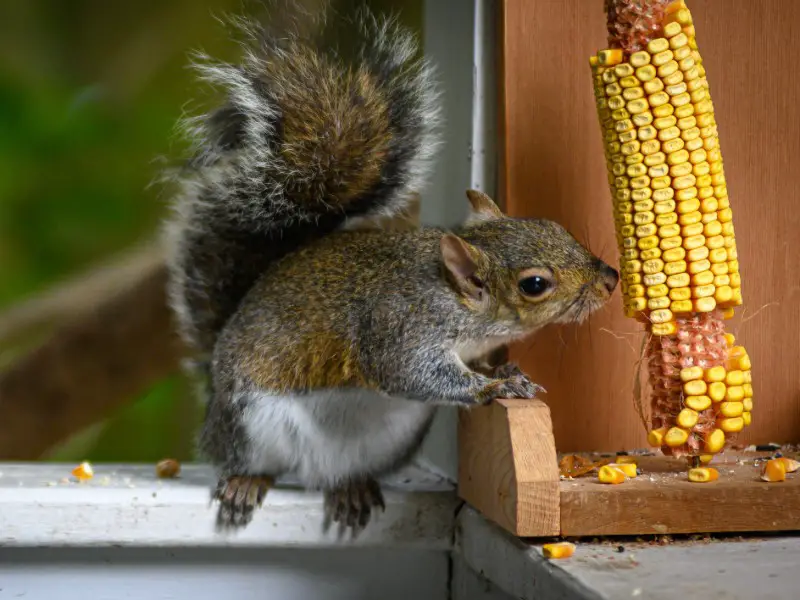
[493,362,527,380]
[478,373,545,403]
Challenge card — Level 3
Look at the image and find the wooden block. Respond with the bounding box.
[560,454,800,536]
[458,399,560,537]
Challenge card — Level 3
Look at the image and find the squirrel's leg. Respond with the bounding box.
[371,349,544,405]
[201,388,284,531]
[323,477,386,536]
[213,475,275,530]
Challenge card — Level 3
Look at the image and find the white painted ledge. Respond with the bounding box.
[0,464,456,549]
[456,506,800,600]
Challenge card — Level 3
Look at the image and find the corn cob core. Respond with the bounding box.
[604,0,671,55]
[591,0,753,462]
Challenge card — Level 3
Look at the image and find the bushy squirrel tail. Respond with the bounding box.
[165,4,441,362]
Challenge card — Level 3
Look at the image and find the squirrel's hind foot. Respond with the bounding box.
[323,478,386,538]
[213,475,274,532]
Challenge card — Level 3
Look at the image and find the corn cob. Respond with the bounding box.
[590,0,752,464]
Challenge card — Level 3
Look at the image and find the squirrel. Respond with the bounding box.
[164,4,619,534]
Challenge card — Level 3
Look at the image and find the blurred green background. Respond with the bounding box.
[0,0,421,463]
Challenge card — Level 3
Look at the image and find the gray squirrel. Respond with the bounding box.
[164,4,619,533]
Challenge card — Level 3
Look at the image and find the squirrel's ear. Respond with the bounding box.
[441,234,485,300]
[465,189,504,223]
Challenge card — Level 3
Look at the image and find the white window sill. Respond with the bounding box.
[0,463,456,549]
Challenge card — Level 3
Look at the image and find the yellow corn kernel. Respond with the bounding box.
[684,237,706,252]
[726,370,744,386]
[724,333,736,347]
[641,248,662,260]
[718,417,744,433]
[650,308,673,323]
[653,189,675,202]
[659,223,681,238]
[694,297,717,312]
[664,427,689,448]
[680,366,703,382]
[647,284,669,299]
[661,237,683,251]
[684,380,706,396]
[677,408,699,429]
[72,461,94,481]
[742,411,752,426]
[598,465,627,484]
[683,223,705,238]
[648,296,670,309]
[743,397,753,412]
[704,366,726,383]
[692,284,715,299]
[725,386,745,402]
[704,429,726,453]
[685,395,711,411]
[647,38,670,54]
[688,467,719,483]
[677,198,699,213]
[608,463,638,478]
[654,115,677,130]
[719,401,744,418]
[686,245,709,261]
[630,51,651,67]
[777,457,800,474]
[648,428,666,447]
[654,199,676,214]
[739,354,752,370]
[664,260,687,275]
[708,381,726,402]
[630,297,647,311]
[761,459,786,483]
[709,248,728,263]
[542,542,577,559]
[699,454,714,465]
[670,162,693,178]
[598,49,624,66]
[688,260,711,275]
[671,299,692,312]
[645,79,665,95]
[651,321,678,335]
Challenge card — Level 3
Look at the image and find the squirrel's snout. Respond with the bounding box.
[597,262,619,295]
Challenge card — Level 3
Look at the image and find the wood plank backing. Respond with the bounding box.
[500,0,800,452]
[560,455,800,536]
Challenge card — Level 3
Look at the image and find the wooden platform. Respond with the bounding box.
[458,399,800,538]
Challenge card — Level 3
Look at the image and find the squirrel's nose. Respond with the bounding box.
[598,262,619,294]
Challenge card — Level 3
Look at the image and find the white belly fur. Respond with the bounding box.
[240,388,436,488]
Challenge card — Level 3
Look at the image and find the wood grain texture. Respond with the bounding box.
[458,399,560,537]
[560,454,800,536]
[500,0,800,452]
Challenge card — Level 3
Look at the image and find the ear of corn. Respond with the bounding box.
[591,0,753,463]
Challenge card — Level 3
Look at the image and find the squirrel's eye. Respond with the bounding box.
[517,268,556,300]
[519,276,550,297]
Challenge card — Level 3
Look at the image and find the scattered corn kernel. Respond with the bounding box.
[72,461,94,481]
[542,542,576,559]
[156,459,181,479]
[598,465,627,484]
[688,467,719,483]
[761,459,787,483]
[608,463,638,478]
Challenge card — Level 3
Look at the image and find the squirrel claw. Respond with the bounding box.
[213,475,274,532]
[323,478,385,538]
[479,372,545,403]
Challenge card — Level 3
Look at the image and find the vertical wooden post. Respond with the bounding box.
[458,400,560,537]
